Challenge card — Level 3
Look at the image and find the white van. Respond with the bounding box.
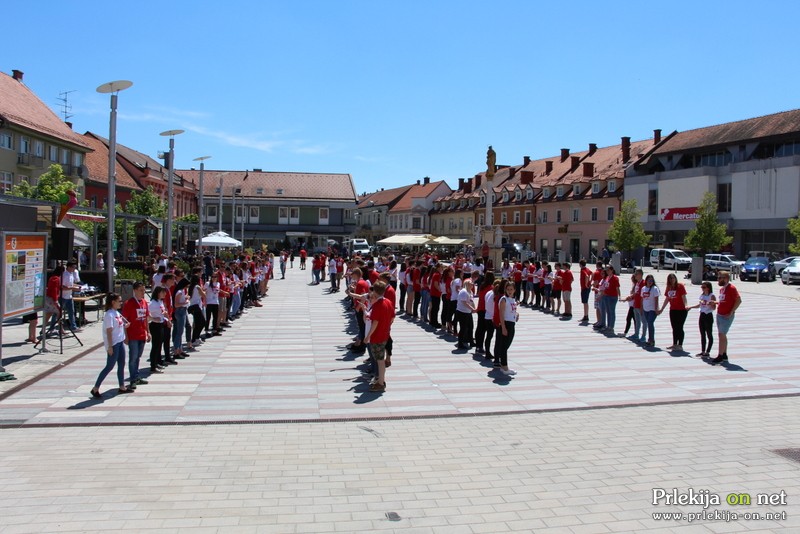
[345,238,371,256]
[649,248,692,270]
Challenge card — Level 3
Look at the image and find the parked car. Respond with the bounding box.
[739,257,776,281]
[780,258,800,285]
[773,256,799,274]
[649,248,692,270]
[704,253,745,273]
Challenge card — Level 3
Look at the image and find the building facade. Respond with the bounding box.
[387,178,451,235]
[353,184,413,243]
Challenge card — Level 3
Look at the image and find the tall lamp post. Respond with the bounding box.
[96,80,133,295]
[193,156,211,252]
[159,129,184,256]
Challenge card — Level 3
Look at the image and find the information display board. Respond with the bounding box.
[2,232,47,320]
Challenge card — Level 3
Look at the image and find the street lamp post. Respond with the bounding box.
[193,156,211,253]
[96,80,133,295]
[217,175,223,234]
[159,129,184,256]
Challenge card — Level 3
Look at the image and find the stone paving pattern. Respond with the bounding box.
[0,265,798,532]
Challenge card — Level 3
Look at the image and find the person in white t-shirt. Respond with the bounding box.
[205,273,222,337]
[455,279,476,349]
[60,261,81,331]
[90,293,131,397]
[640,274,660,346]
[495,280,519,376]
[328,256,338,292]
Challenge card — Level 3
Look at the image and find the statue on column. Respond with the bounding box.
[486,145,496,178]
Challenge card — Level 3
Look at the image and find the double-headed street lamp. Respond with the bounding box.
[159,129,184,256]
[193,156,212,252]
[96,80,133,294]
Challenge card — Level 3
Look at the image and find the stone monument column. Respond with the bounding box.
[483,146,502,272]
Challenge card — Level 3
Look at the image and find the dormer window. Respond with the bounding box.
[276,188,284,195]
[256,187,264,195]
[608,180,617,193]
[480,193,486,205]
[526,188,533,199]
[592,182,600,194]
[460,199,465,208]
[543,187,551,199]
[573,184,581,196]
[450,200,455,209]
[468,198,475,207]
[215,187,221,194]
[557,186,564,198]
[503,191,509,202]
[491,193,496,203]
[515,190,522,201]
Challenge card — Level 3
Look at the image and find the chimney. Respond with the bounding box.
[588,143,597,155]
[416,179,421,185]
[545,160,553,174]
[474,173,482,189]
[523,156,531,166]
[570,156,580,171]
[253,168,262,172]
[458,178,465,191]
[520,170,533,184]
[583,162,594,177]
[464,179,472,194]
[65,121,73,130]
[621,136,631,163]
[423,176,430,185]
[653,129,662,145]
[560,148,570,162]
[508,167,517,179]
[12,69,23,82]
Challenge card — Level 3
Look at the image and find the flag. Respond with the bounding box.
[243,171,249,182]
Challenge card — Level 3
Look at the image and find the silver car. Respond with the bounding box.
[774,256,800,274]
[781,259,800,285]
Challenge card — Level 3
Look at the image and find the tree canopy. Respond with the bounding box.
[607,199,650,256]
[684,192,732,254]
[10,164,74,203]
[788,213,800,255]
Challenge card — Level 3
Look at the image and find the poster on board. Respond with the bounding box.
[2,233,47,320]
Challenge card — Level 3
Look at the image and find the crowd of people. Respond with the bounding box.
[89,251,272,397]
[331,252,744,392]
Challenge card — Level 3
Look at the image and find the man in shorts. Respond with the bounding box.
[711,270,741,365]
[364,281,394,392]
[560,262,574,319]
[579,260,592,321]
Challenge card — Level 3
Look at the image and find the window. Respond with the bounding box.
[249,206,260,223]
[489,213,494,225]
[717,183,732,213]
[235,205,245,223]
[572,208,580,222]
[525,211,531,224]
[278,206,289,224]
[541,211,548,223]
[555,239,562,254]
[543,188,550,199]
[90,195,97,208]
[503,191,509,202]
[478,214,485,226]
[540,239,548,256]
[20,136,30,154]
[319,207,329,225]
[467,218,472,229]
[73,152,82,167]
[607,206,614,221]
[34,141,44,157]
[556,210,562,223]
[49,145,58,161]
[591,207,598,221]
[458,218,464,230]
[608,180,617,193]
[256,187,264,195]
[573,184,581,196]
[0,132,12,150]
[449,218,454,229]
[289,207,299,224]
[515,190,521,201]
[501,213,507,224]
[235,187,242,194]
[513,211,520,224]
[480,193,486,205]
[557,186,564,198]
[526,188,533,200]
[215,187,221,194]
[1,171,12,193]
[592,182,600,194]
[276,188,284,195]
[413,217,422,230]
[491,193,496,203]
[60,148,69,164]
[648,189,658,216]
[376,212,381,225]
[207,205,218,222]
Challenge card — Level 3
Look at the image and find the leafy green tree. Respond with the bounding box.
[788,214,800,255]
[10,164,74,202]
[684,192,732,254]
[607,199,651,259]
[125,186,167,219]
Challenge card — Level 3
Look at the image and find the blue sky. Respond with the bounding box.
[7,1,800,195]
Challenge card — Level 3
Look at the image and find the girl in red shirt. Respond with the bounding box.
[658,273,688,351]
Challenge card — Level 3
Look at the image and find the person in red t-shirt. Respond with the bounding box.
[591,261,605,326]
[602,265,621,332]
[44,265,65,335]
[429,263,443,328]
[658,273,689,351]
[712,270,741,365]
[364,281,394,392]
[122,282,150,387]
[345,268,370,353]
[578,260,592,322]
[558,262,575,319]
[622,269,645,339]
[552,262,563,315]
[299,248,307,270]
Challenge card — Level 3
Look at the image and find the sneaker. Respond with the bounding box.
[501,369,517,376]
[674,345,683,351]
[639,337,647,344]
[710,355,728,365]
[666,345,676,350]
[133,378,149,386]
[695,352,706,358]
[580,316,589,322]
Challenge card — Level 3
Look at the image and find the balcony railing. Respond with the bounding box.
[17,153,44,168]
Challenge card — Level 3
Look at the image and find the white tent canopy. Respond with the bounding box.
[433,236,467,246]
[197,231,242,247]
[377,234,435,246]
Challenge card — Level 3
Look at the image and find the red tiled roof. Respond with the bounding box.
[0,71,90,149]
[652,109,800,154]
[389,181,449,212]
[180,169,357,202]
[81,133,142,191]
[357,184,413,208]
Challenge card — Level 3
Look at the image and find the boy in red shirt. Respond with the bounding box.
[712,270,741,365]
[578,260,592,322]
[559,262,574,319]
[122,282,150,387]
[364,281,394,392]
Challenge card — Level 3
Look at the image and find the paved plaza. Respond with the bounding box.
[0,265,798,532]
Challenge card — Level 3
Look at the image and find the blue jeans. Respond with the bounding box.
[59,297,77,330]
[94,341,126,389]
[644,310,657,343]
[230,292,241,316]
[632,308,644,338]
[128,339,146,383]
[596,294,606,326]
[603,296,618,330]
[420,290,431,321]
[172,307,187,352]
